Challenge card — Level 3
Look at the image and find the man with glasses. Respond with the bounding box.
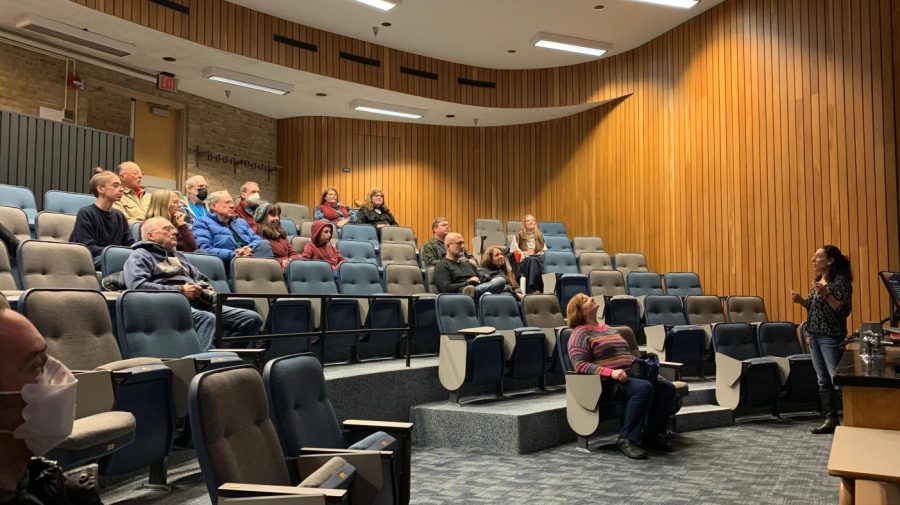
[433,232,506,297]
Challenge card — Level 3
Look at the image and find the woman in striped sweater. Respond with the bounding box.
[566,293,677,459]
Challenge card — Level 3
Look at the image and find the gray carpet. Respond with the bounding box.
[102,419,838,505]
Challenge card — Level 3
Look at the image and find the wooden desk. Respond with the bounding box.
[828,426,900,505]
[833,346,900,431]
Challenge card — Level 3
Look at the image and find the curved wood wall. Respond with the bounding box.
[278,0,900,328]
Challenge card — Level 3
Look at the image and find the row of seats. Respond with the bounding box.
[474,218,568,238]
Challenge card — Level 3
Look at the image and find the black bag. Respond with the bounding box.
[629,353,660,383]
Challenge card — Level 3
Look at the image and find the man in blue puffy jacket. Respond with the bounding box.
[192,190,273,262]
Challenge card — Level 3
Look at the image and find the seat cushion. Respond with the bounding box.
[349,430,397,452]
[672,380,689,398]
[298,456,355,489]
[56,411,136,450]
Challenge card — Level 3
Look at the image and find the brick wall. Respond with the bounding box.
[0,40,277,199]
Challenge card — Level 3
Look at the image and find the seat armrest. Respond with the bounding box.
[218,483,346,500]
[342,419,413,433]
[459,326,496,336]
[297,448,393,459]
[72,370,115,419]
[219,348,267,369]
[659,361,683,370]
[658,361,683,381]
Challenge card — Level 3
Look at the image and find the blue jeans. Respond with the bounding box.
[250,240,274,258]
[809,332,844,391]
[475,277,507,296]
[607,377,676,443]
[192,306,263,351]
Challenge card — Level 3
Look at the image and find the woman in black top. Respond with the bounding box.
[791,245,852,434]
[355,187,397,235]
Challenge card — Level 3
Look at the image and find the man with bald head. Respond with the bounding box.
[432,233,507,297]
[112,161,152,225]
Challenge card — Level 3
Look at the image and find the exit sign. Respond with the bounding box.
[157,72,177,93]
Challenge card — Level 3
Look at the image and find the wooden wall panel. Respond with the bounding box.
[277,0,900,329]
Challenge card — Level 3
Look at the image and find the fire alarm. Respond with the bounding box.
[67,73,84,90]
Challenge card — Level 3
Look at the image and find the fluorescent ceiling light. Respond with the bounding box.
[530,32,612,57]
[16,16,134,57]
[630,0,699,8]
[202,67,293,95]
[354,0,401,11]
[350,100,424,119]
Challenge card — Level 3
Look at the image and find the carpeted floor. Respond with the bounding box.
[102,419,839,505]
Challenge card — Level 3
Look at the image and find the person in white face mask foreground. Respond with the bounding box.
[0,306,98,504]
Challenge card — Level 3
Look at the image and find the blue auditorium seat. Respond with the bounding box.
[644,295,707,376]
[337,262,404,358]
[538,221,567,237]
[626,271,664,297]
[664,272,703,297]
[43,190,96,215]
[340,224,380,251]
[479,294,547,390]
[757,321,817,404]
[713,322,782,415]
[337,239,381,269]
[0,183,37,225]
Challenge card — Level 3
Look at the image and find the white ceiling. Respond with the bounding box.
[0,0,714,124]
[231,0,724,69]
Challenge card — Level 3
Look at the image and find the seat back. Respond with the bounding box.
[286,260,339,294]
[589,270,626,297]
[664,272,702,297]
[290,236,311,254]
[43,190,95,215]
[604,297,641,340]
[474,219,503,237]
[34,212,76,242]
[479,294,524,330]
[232,257,288,318]
[117,290,203,358]
[183,252,232,293]
[544,236,573,252]
[190,366,292,503]
[300,221,314,238]
[644,295,688,326]
[337,262,384,295]
[727,296,769,323]
[522,294,565,329]
[380,242,418,266]
[0,242,16,290]
[0,205,31,241]
[626,271,664,297]
[505,220,523,236]
[384,264,426,296]
[425,266,438,294]
[20,289,122,369]
[18,240,99,290]
[472,231,508,256]
[340,224,379,249]
[543,251,579,275]
[685,295,727,325]
[280,218,298,238]
[435,294,481,333]
[276,202,311,224]
[573,236,604,256]
[556,327,575,372]
[0,184,37,223]
[100,246,132,279]
[712,322,760,361]
[757,322,803,357]
[337,240,379,266]
[579,252,612,274]
[614,252,648,277]
[380,226,416,246]
[538,221,567,236]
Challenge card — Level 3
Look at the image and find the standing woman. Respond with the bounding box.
[509,214,547,293]
[142,189,198,252]
[791,245,853,434]
[355,187,397,234]
[314,186,352,230]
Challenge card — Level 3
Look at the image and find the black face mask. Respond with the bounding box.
[196,188,208,201]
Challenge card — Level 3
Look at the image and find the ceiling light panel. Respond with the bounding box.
[530,32,612,57]
[350,99,425,119]
[16,15,134,56]
[630,0,699,8]
[353,0,401,11]
[202,67,294,95]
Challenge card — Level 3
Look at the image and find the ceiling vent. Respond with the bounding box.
[16,16,133,57]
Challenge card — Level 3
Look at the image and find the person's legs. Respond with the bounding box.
[250,240,274,258]
[220,305,263,338]
[809,333,843,434]
[521,256,544,293]
[475,277,506,295]
[809,334,833,391]
[619,378,654,442]
[645,379,677,435]
[190,307,216,351]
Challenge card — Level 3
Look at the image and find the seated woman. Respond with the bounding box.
[355,187,397,236]
[314,186,353,230]
[566,293,677,459]
[300,220,346,270]
[253,202,301,271]
[478,246,523,300]
[509,214,546,293]
[142,189,197,252]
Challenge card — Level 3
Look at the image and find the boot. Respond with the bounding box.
[811,390,840,434]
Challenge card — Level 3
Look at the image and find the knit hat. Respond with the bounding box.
[252,201,273,223]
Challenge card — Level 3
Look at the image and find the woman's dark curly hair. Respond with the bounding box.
[819,244,852,283]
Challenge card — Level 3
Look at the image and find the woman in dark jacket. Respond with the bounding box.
[478,246,523,300]
[253,202,301,271]
[791,244,853,434]
[355,187,397,234]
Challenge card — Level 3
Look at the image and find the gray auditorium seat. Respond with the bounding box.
[277,202,311,225]
[573,236,604,257]
[474,218,503,237]
[588,270,626,297]
[291,235,312,254]
[727,296,769,323]
[380,242,419,267]
[18,240,99,290]
[578,252,612,274]
[614,252,648,278]
[384,264,438,354]
[0,205,31,241]
[380,226,417,247]
[34,211,77,242]
[0,241,18,291]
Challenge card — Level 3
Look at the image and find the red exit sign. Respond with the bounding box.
[157,72,177,93]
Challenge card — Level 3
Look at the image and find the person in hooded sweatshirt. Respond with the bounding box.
[300,220,346,271]
[123,217,263,351]
[253,201,301,271]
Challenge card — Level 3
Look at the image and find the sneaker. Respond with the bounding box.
[462,285,476,297]
[641,433,674,452]
[616,437,648,459]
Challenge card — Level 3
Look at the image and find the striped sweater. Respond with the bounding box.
[567,324,635,377]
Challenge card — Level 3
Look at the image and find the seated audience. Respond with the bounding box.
[70,170,134,268]
[300,220,345,270]
[355,187,397,234]
[253,202,301,271]
[234,181,262,228]
[566,293,677,459]
[421,217,477,268]
[124,217,263,350]
[314,186,352,230]
[142,189,197,252]
[192,191,273,262]
[434,233,506,297]
[479,246,523,300]
[510,214,547,293]
[112,161,151,225]
[181,175,210,222]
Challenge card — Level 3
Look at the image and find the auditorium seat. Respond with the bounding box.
[522,294,567,376]
[0,184,37,225]
[757,321,818,404]
[727,296,769,323]
[578,252,612,274]
[337,262,404,358]
[544,236,573,252]
[43,190,95,215]
[474,218,503,237]
[384,264,438,354]
[664,272,703,297]
[300,220,314,238]
[338,240,381,269]
[435,293,506,404]
[263,353,413,505]
[100,245,132,281]
[471,230,508,257]
[713,322,782,417]
[479,294,547,390]
[341,224,380,252]
[19,289,176,482]
[34,211,76,242]
[626,271,664,297]
[182,252,257,312]
[276,202,311,226]
[557,273,590,315]
[0,205,31,241]
[0,242,18,291]
[380,226,417,247]
[589,270,626,297]
[281,217,298,239]
[543,251,579,275]
[573,236,604,257]
[17,240,99,290]
[291,235,312,254]
[614,252,649,278]
[505,220,523,236]
[604,297,642,345]
[425,266,439,294]
[538,221,567,237]
[685,295,727,325]
[188,365,360,504]
[643,295,707,377]
[380,242,419,267]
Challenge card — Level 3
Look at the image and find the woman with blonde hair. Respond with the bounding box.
[478,246,523,300]
[509,214,546,293]
[355,187,397,234]
[314,186,352,230]
[142,189,197,252]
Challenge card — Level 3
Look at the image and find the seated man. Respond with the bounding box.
[433,233,506,297]
[112,161,151,225]
[124,217,263,350]
[70,170,135,268]
[192,191,273,263]
[234,181,262,228]
[420,217,477,268]
[181,174,210,223]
